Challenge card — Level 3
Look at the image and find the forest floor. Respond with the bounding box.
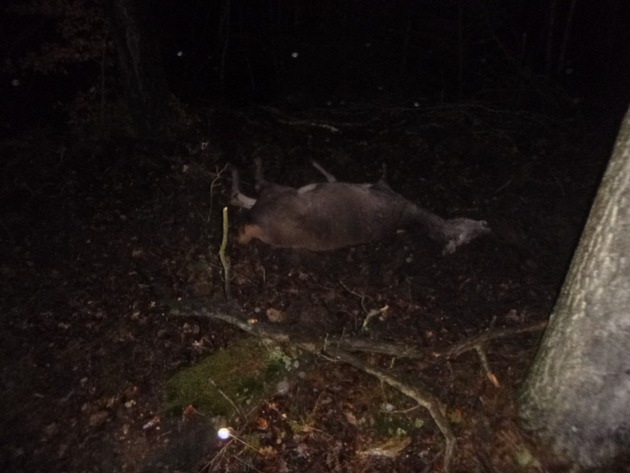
[0,103,618,472]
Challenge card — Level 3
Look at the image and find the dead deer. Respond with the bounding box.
[230,159,490,254]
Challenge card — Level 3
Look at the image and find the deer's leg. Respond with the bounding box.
[230,166,257,209]
[311,161,337,182]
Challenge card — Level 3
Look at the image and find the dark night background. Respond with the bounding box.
[1,1,630,472]
[2,0,630,127]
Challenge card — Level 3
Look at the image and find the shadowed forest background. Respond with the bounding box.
[1,1,629,472]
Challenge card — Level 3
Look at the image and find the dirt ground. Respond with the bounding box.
[0,104,617,472]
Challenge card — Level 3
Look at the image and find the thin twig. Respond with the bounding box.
[325,347,456,472]
[475,345,500,387]
[443,321,547,358]
[218,206,231,300]
[208,377,246,424]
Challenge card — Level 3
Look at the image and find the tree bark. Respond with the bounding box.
[519,107,630,469]
[107,0,171,137]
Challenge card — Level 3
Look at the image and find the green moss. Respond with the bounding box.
[164,337,292,419]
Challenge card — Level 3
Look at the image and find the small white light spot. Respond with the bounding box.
[291,52,299,58]
[217,427,231,440]
[11,79,20,87]
[177,51,184,57]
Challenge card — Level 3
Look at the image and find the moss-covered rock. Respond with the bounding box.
[164,337,294,420]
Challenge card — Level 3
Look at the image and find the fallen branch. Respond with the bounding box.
[169,298,546,362]
[442,320,547,359]
[168,301,455,471]
[167,299,548,472]
[324,346,455,472]
[441,320,547,388]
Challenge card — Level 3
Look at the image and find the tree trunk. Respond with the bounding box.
[107,0,171,137]
[519,107,630,469]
